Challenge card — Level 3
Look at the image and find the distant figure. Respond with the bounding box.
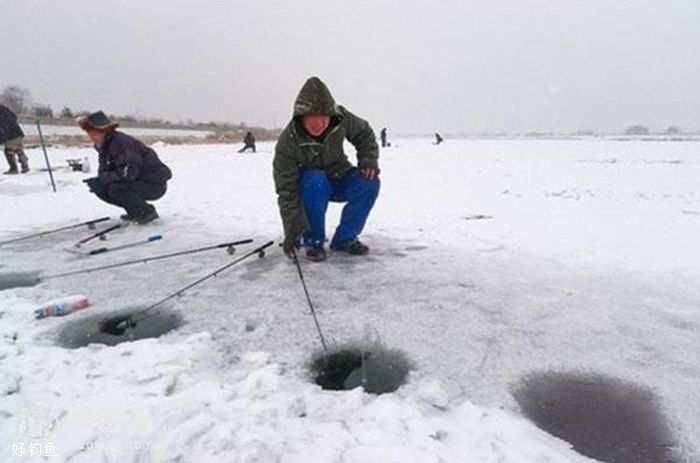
[78,111,172,225]
[238,131,256,153]
[380,127,389,147]
[0,104,29,174]
[434,132,444,145]
[274,76,380,262]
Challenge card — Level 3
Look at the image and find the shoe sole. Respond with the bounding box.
[331,248,369,256]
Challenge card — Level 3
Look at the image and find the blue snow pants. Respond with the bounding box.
[300,168,380,249]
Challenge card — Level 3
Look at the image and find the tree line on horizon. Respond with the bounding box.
[0,84,693,136]
[0,84,273,133]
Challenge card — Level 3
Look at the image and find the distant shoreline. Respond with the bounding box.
[19,118,281,147]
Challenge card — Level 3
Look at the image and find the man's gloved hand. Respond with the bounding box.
[282,234,301,257]
[82,177,101,192]
[361,167,379,180]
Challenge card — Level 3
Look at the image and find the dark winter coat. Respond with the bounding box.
[244,132,255,146]
[0,104,24,144]
[273,77,379,239]
[96,131,172,185]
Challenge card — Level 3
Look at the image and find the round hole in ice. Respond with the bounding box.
[512,371,679,463]
[0,272,41,291]
[310,345,413,394]
[56,307,183,348]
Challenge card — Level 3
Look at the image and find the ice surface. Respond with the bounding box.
[1,138,699,461]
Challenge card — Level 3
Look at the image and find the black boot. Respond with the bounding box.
[331,239,369,256]
[134,205,159,225]
[4,153,18,175]
[306,246,327,262]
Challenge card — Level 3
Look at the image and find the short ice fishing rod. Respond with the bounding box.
[73,224,122,248]
[99,240,274,336]
[0,217,110,247]
[41,239,254,280]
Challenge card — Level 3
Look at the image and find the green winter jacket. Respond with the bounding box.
[273,77,379,241]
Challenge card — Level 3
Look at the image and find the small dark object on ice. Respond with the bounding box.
[99,314,137,336]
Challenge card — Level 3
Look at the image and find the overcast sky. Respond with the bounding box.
[2,0,699,133]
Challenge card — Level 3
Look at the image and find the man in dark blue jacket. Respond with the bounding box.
[78,111,172,224]
[0,104,30,174]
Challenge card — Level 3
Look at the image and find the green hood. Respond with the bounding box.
[293,77,340,118]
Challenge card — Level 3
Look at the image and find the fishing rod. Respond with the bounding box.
[88,233,163,256]
[40,239,254,280]
[36,119,57,193]
[99,240,274,336]
[74,224,122,248]
[0,217,110,247]
[291,248,328,353]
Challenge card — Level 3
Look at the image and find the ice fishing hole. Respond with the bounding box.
[0,272,41,291]
[512,371,680,463]
[56,307,183,348]
[310,345,413,394]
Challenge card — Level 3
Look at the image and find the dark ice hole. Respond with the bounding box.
[57,307,183,348]
[310,345,413,394]
[0,272,41,290]
[512,371,680,463]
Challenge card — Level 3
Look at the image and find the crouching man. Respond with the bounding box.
[78,111,172,225]
[274,77,380,262]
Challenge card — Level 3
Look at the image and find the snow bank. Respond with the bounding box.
[0,295,591,462]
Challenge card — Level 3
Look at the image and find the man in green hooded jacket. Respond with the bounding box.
[274,77,380,262]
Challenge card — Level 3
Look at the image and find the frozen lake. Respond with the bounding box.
[1,138,698,461]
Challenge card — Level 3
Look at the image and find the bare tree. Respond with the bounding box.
[624,125,649,136]
[60,106,74,118]
[0,85,32,115]
[33,104,53,118]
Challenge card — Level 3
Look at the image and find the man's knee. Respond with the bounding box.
[365,176,380,198]
[106,182,132,199]
[349,172,380,200]
[300,169,331,195]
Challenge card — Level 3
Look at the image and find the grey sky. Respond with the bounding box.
[2,0,699,133]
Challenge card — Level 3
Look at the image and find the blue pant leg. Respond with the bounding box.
[330,169,380,248]
[300,169,332,248]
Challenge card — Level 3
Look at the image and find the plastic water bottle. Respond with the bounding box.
[34,295,90,319]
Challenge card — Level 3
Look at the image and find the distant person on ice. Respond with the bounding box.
[0,104,30,175]
[380,127,389,147]
[274,76,380,262]
[238,131,256,153]
[434,132,444,145]
[78,111,172,225]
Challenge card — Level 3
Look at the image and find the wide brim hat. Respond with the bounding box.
[77,111,119,133]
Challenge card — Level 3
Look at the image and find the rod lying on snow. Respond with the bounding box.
[74,224,122,248]
[37,239,255,281]
[0,217,110,247]
[99,240,274,336]
[88,233,163,256]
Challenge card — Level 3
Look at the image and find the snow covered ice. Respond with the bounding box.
[1,138,699,462]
